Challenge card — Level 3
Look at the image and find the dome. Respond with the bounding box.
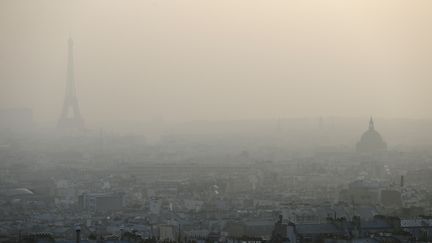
[356,117,387,153]
[1,187,34,197]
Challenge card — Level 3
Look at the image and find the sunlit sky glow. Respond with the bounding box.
[1,0,432,125]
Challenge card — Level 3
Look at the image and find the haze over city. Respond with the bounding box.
[1,1,432,243]
[1,0,432,128]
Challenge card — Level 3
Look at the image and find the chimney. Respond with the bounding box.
[120,225,124,241]
[400,175,404,187]
[75,224,81,243]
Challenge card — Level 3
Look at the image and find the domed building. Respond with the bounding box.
[356,117,387,153]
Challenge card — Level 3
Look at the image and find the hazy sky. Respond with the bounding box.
[1,0,432,125]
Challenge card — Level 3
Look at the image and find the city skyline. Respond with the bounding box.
[1,0,432,125]
[1,2,432,242]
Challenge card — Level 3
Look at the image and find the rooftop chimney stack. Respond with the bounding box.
[75,224,81,243]
[120,225,124,241]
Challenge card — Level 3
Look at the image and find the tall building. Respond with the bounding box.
[356,117,387,153]
[57,38,85,131]
[78,192,125,212]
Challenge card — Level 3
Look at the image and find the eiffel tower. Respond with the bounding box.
[57,38,85,130]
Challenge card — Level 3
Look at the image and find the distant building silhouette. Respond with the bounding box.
[57,38,85,131]
[78,192,125,212]
[356,117,387,153]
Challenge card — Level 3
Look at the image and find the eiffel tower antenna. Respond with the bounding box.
[57,37,85,131]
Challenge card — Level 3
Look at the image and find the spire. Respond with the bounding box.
[58,38,85,131]
[369,116,374,130]
[67,37,75,97]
